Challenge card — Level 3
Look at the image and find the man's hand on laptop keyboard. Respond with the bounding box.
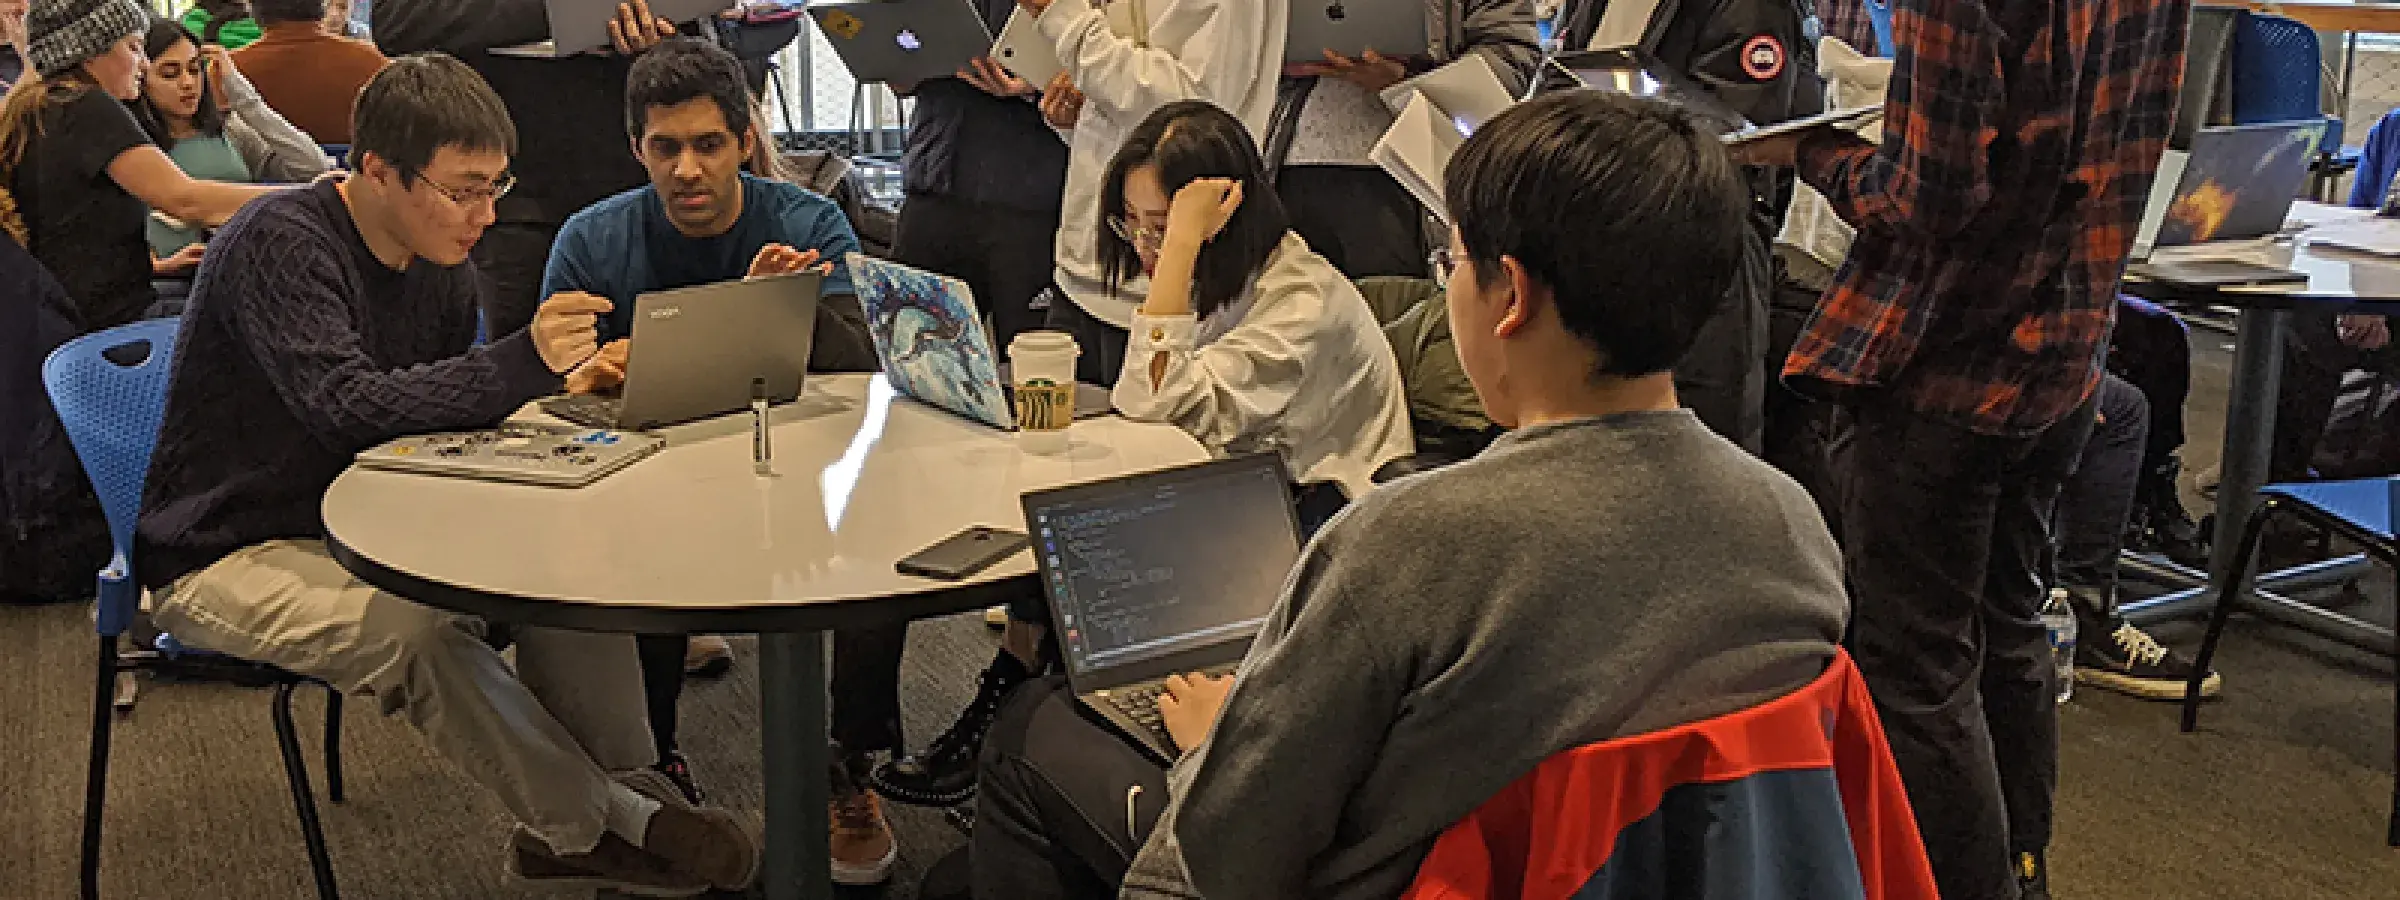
[566,340,631,395]
[1158,672,1233,756]
[748,243,833,280]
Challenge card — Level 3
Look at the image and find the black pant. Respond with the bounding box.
[469,221,558,340]
[2054,373,2147,624]
[2272,313,2400,482]
[972,676,1167,900]
[1832,395,2095,900]
[1276,165,1427,279]
[892,192,1061,352]
[2106,298,2190,478]
[634,628,910,763]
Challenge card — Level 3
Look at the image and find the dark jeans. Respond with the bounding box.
[634,629,909,762]
[1832,395,2095,900]
[2272,312,2400,482]
[1277,165,1428,279]
[1043,292,1130,390]
[972,675,1168,900]
[1764,280,1839,528]
[470,221,559,340]
[2054,373,2148,625]
[892,192,1061,351]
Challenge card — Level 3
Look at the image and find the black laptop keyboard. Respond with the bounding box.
[1103,683,1176,751]
[541,394,623,429]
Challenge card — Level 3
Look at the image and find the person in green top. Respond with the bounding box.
[129,17,324,270]
[180,0,261,48]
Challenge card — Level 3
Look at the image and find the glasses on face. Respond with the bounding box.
[1429,247,1459,287]
[417,171,517,207]
[1108,215,1166,252]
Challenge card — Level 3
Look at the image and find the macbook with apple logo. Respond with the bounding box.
[808,0,995,85]
[1284,0,1429,64]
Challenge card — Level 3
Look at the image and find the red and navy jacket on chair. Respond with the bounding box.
[1401,650,1939,900]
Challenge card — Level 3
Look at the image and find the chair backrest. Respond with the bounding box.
[2231,13,2325,127]
[1401,650,1938,900]
[42,318,181,634]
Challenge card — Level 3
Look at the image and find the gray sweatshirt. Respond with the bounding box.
[1120,409,1849,899]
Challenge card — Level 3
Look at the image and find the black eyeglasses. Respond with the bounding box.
[418,171,517,207]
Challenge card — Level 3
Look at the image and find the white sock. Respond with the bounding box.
[603,782,664,845]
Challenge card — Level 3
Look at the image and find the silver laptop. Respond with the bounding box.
[807,0,995,84]
[543,272,823,430]
[493,0,734,58]
[1022,454,1302,761]
[2132,120,2326,259]
[1286,0,1429,64]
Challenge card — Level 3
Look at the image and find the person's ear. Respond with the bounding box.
[629,133,645,166]
[1492,255,1539,339]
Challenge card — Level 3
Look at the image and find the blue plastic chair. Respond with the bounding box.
[2230,13,2359,198]
[47,319,345,900]
[2183,477,2399,846]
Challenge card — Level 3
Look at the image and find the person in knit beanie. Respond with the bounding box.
[0,0,277,329]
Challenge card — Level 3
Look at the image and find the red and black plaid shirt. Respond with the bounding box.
[1782,0,2189,436]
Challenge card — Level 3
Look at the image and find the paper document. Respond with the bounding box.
[1371,92,1469,223]
[1369,55,1514,224]
[2307,218,2400,257]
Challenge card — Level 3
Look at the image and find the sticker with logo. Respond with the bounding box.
[819,8,864,40]
[1740,34,1785,81]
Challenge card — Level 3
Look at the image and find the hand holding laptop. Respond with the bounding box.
[1293,48,1411,94]
[609,0,680,55]
[1041,72,1084,128]
[1157,671,1233,753]
[960,56,1036,98]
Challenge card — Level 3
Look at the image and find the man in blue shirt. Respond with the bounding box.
[540,37,897,886]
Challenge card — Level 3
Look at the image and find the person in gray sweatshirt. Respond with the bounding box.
[963,89,1850,899]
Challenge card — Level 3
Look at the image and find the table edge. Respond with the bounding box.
[323,527,1034,634]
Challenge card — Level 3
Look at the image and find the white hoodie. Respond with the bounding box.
[1035,0,1288,329]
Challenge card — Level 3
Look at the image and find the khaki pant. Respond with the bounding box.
[153,539,654,853]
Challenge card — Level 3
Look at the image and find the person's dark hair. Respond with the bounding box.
[624,37,753,141]
[1445,90,1748,378]
[130,19,224,150]
[1097,100,1289,319]
[248,0,326,25]
[350,53,515,179]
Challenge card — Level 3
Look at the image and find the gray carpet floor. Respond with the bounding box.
[4,335,2397,899]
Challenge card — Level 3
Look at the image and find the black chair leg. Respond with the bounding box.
[273,682,341,900]
[80,636,118,900]
[2390,575,2398,848]
[2185,499,2280,732]
[322,688,345,804]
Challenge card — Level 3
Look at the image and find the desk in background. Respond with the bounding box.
[321,372,1208,900]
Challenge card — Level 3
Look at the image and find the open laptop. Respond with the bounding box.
[846,254,1111,429]
[1556,48,1877,143]
[807,0,994,84]
[1286,0,1428,64]
[1023,454,1303,761]
[542,272,823,430]
[2134,120,2326,257]
[493,0,734,58]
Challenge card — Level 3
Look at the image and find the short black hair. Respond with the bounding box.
[131,19,223,150]
[351,53,515,179]
[624,37,752,141]
[1446,90,1748,378]
[248,0,326,25]
[1098,100,1290,319]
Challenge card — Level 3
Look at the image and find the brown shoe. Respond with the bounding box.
[642,802,762,891]
[832,789,899,885]
[509,830,708,898]
[684,634,734,677]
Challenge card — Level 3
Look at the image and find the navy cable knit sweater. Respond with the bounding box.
[136,180,562,589]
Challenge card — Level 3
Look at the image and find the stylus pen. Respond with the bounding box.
[751,377,773,476]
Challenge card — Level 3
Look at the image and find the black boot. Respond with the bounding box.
[870,649,1031,806]
[2136,457,2209,568]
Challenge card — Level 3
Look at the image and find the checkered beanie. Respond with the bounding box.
[24,0,148,80]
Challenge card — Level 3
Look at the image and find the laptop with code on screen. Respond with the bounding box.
[1021,454,1302,761]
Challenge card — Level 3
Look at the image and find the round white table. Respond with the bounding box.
[321,372,1206,900]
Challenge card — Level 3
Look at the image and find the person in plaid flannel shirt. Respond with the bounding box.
[1737,0,2190,895]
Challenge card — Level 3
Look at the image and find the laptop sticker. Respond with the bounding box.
[821,8,864,40]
